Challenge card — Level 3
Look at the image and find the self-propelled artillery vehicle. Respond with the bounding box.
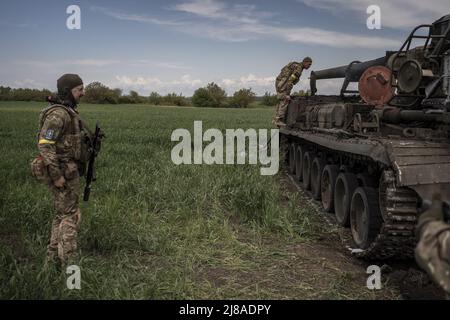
[281,15,450,259]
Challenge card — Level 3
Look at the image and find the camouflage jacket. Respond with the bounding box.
[275,62,304,98]
[415,216,450,294]
[37,104,91,180]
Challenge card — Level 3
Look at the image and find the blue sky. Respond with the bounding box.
[0,0,448,96]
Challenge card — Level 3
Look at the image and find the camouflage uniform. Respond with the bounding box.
[273,61,305,124]
[415,195,450,296]
[37,103,90,266]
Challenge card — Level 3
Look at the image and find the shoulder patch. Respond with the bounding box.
[44,129,55,140]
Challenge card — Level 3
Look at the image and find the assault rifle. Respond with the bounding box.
[83,122,102,202]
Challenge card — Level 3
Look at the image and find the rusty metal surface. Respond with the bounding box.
[359,66,394,107]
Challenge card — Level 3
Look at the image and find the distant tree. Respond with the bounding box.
[261,92,278,106]
[84,82,120,104]
[127,90,141,104]
[149,92,162,105]
[162,93,190,106]
[0,86,12,100]
[113,88,123,97]
[192,82,227,108]
[229,88,256,108]
[191,88,210,108]
[0,87,52,102]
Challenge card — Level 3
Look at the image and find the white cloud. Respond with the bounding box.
[219,74,275,95]
[173,0,274,24]
[219,74,344,96]
[92,1,403,48]
[104,73,342,97]
[110,74,203,95]
[90,6,184,26]
[172,0,403,47]
[278,27,400,49]
[174,0,225,19]
[300,0,448,29]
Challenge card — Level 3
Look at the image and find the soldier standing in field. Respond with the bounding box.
[415,194,450,298]
[32,74,93,266]
[273,57,312,126]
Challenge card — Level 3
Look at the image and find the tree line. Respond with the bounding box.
[0,81,304,108]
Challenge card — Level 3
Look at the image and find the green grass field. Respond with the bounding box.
[0,101,398,299]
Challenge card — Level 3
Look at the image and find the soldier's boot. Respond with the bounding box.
[273,99,289,126]
[273,108,286,126]
[273,117,286,126]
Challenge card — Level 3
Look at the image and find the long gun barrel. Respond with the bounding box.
[311,56,388,81]
[310,55,390,95]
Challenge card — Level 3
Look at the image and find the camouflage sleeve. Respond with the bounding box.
[283,65,303,94]
[38,109,69,181]
[415,220,450,293]
[291,65,303,85]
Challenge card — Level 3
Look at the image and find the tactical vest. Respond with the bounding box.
[38,104,91,164]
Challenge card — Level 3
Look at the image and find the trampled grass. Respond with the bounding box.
[0,101,394,299]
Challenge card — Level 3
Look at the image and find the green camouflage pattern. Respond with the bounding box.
[415,197,450,295]
[274,62,304,123]
[37,104,89,265]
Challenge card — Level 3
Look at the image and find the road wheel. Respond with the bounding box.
[302,151,314,190]
[294,145,303,182]
[334,172,358,226]
[321,165,339,212]
[350,187,382,249]
[311,157,326,200]
[288,142,296,175]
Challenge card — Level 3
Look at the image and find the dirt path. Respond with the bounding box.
[277,171,445,299]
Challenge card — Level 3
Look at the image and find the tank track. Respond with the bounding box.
[283,135,420,259]
[354,170,418,260]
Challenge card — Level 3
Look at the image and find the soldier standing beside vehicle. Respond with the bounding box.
[273,57,312,126]
[415,194,450,298]
[32,74,93,266]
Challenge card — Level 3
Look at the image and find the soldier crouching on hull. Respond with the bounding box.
[415,194,450,298]
[273,57,312,126]
[32,74,93,267]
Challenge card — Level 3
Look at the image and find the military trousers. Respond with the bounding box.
[273,95,289,124]
[47,161,81,266]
